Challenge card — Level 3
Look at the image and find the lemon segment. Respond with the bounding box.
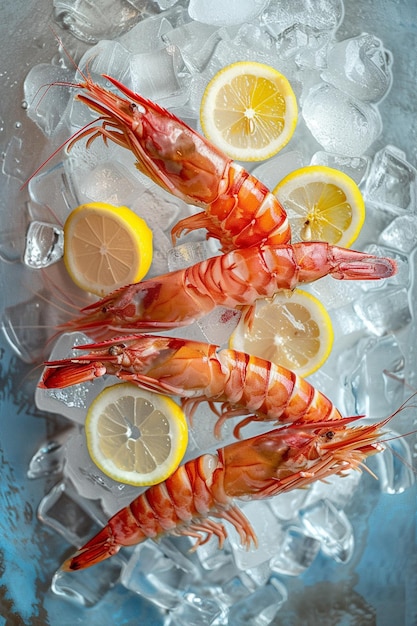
[200,61,298,161]
[63,202,153,297]
[229,289,334,378]
[85,383,188,486]
[273,165,365,248]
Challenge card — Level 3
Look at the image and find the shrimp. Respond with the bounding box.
[62,416,391,571]
[39,333,343,438]
[58,242,397,341]
[37,71,290,252]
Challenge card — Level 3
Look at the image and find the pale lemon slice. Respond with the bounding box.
[85,383,188,486]
[200,61,298,161]
[229,289,334,378]
[273,165,365,247]
[63,202,153,297]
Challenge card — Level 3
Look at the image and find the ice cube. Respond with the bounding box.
[303,469,362,509]
[28,161,80,223]
[363,145,417,214]
[306,275,364,311]
[341,334,406,418]
[322,34,393,103]
[227,577,287,626]
[121,542,193,610]
[169,590,223,626]
[162,20,220,73]
[300,499,354,563]
[197,306,240,346]
[116,10,172,54]
[74,160,144,206]
[353,286,411,336]
[251,150,304,191]
[188,0,269,27]
[270,526,321,576]
[228,501,285,570]
[51,559,122,607]
[364,427,415,496]
[23,63,74,136]
[129,45,189,107]
[37,480,104,546]
[1,291,59,364]
[261,0,344,37]
[52,0,142,44]
[2,136,27,182]
[378,215,417,253]
[276,24,331,70]
[269,489,309,521]
[63,431,141,512]
[77,39,130,83]
[302,83,382,157]
[24,221,64,269]
[310,151,371,185]
[166,240,211,271]
[27,428,74,479]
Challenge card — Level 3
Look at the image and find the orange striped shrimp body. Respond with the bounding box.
[62,417,388,571]
[59,242,397,340]
[40,334,343,438]
[64,73,290,252]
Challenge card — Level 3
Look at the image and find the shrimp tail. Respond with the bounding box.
[62,526,120,571]
[325,246,397,280]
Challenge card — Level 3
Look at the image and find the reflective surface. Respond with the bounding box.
[1,1,417,624]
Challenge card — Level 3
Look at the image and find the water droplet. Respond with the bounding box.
[21,100,28,110]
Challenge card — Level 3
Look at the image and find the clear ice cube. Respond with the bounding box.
[268,489,309,521]
[300,499,354,563]
[37,480,104,546]
[261,0,344,37]
[121,542,193,610]
[24,221,64,268]
[353,286,411,337]
[302,83,383,157]
[28,161,80,224]
[167,240,217,271]
[23,63,75,136]
[169,590,223,626]
[270,526,321,576]
[27,429,74,479]
[310,151,371,185]
[197,306,240,346]
[129,45,189,106]
[378,214,417,254]
[370,430,415,495]
[227,577,287,626]
[1,291,59,363]
[52,0,142,44]
[322,34,393,103]
[363,145,417,214]
[341,334,406,418]
[188,0,269,27]
[228,501,285,570]
[77,39,130,83]
[74,160,144,206]
[251,150,304,191]
[303,469,362,509]
[162,20,220,73]
[51,559,122,607]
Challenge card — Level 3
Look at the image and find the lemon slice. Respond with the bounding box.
[200,61,298,161]
[85,383,188,486]
[63,202,153,297]
[273,165,365,247]
[229,289,334,378]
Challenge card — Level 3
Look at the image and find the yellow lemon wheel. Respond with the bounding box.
[273,165,365,248]
[229,289,334,378]
[200,61,298,161]
[85,383,188,487]
[63,202,153,297]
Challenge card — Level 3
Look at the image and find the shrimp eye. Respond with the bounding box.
[325,431,335,440]
[109,344,125,356]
